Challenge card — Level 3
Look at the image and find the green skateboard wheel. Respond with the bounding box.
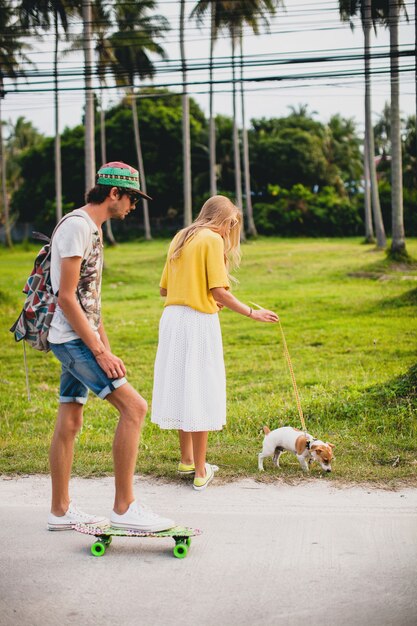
[186,537,191,547]
[103,536,112,547]
[91,540,106,557]
[173,542,188,559]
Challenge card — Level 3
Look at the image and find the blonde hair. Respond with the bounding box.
[169,195,242,276]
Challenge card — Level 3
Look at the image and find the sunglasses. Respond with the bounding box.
[126,191,141,206]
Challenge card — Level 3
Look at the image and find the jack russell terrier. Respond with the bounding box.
[258,426,334,473]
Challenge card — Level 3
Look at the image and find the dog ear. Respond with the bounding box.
[326,442,335,449]
[263,425,271,435]
[313,445,331,456]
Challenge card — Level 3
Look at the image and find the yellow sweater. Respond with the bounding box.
[160,228,230,314]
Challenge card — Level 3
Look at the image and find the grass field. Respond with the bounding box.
[1,237,416,485]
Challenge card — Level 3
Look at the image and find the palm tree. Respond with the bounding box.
[415,0,417,165]
[238,1,280,237]
[19,0,78,225]
[0,3,31,247]
[230,20,243,219]
[192,1,279,236]
[192,1,245,228]
[93,6,117,245]
[180,0,192,226]
[339,0,386,248]
[63,0,116,242]
[109,0,168,240]
[389,0,406,257]
[363,137,374,242]
[82,0,96,193]
[208,2,217,196]
[191,1,233,197]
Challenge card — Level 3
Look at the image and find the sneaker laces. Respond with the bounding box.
[136,502,164,521]
[68,503,96,521]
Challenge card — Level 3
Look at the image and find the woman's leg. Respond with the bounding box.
[179,430,194,465]
[191,431,209,478]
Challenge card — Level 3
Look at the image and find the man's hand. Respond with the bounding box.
[95,349,126,379]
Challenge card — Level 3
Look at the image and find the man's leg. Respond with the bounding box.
[106,383,147,514]
[49,403,83,516]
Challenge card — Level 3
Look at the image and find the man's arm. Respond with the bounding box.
[58,257,126,378]
[98,320,111,351]
[160,288,167,296]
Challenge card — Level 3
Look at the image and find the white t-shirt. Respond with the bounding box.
[48,209,103,344]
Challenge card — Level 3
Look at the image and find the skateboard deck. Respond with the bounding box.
[74,524,201,558]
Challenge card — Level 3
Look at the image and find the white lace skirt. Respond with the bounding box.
[151,305,226,431]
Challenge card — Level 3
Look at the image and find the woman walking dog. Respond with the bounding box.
[151,195,278,490]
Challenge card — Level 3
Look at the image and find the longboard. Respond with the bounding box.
[74,523,201,558]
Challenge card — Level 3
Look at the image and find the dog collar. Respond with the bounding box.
[306,437,317,450]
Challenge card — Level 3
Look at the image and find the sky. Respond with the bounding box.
[2,0,416,138]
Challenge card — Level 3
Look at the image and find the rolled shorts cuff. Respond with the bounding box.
[97,377,128,399]
[59,396,88,405]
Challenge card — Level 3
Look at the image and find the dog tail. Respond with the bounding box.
[263,425,271,435]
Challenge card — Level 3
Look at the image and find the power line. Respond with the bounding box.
[7,48,415,84]
[5,63,414,94]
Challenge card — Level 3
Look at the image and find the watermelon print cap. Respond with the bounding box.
[96,161,152,200]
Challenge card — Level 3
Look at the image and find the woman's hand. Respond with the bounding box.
[251,308,279,323]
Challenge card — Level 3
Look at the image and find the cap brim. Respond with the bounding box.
[136,189,153,201]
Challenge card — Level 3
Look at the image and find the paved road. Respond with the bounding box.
[0,475,416,626]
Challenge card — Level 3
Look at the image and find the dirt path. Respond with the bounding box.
[1,475,416,626]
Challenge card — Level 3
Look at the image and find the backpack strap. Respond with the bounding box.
[31,212,89,245]
[32,232,51,243]
[23,342,31,402]
[51,211,89,241]
[49,213,91,311]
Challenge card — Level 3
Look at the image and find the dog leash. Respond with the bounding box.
[250,302,308,436]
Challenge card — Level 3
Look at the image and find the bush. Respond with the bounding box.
[253,184,362,236]
[379,180,417,237]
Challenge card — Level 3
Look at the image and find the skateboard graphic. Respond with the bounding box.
[74,524,201,559]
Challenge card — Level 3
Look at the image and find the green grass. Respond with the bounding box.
[1,237,417,486]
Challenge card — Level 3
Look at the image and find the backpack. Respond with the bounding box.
[10,213,87,353]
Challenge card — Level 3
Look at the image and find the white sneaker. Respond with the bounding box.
[110,501,175,532]
[47,502,109,531]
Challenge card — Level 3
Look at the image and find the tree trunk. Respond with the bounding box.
[99,82,116,245]
[131,92,151,240]
[415,0,417,182]
[209,3,216,196]
[240,32,257,237]
[363,130,374,242]
[83,0,96,192]
[389,0,406,256]
[231,28,244,237]
[0,92,12,247]
[54,10,63,223]
[363,0,386,248]
[180,0,192,226]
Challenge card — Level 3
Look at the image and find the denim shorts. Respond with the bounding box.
[50,338,127,404]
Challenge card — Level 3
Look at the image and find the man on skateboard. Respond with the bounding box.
[47,162,174,532]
